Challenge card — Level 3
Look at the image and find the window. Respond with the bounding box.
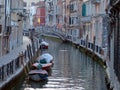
[82,4,86,16]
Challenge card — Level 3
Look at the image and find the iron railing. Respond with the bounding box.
[91,0,101,4]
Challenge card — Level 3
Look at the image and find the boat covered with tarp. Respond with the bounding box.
[32,53,53,70]
[38,53,53,63]
[28,70,48,82]
[40,41,49,49]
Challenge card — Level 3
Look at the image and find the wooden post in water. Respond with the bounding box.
[19,52,28,76]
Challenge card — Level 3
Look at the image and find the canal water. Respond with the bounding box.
[15,38,107,90]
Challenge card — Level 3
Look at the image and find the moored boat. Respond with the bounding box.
[41,63,53,70]
[28,70,48,82]
[32,62,52,70]
[31,53,54,71]
[38,53,54,64]
[40,41,49,49]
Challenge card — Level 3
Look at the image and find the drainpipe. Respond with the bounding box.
[86,34,88,48]
[93,36,96,52]
[4,0,11,54]
[3,0,7,54]
[5,0,7,33]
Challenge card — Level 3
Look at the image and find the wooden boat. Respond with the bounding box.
[28,70,48,82]
[41,63,53,70]
[32,53,54,70]
[32,62,52,70]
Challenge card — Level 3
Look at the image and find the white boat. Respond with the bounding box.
[41,41,49,46]
[32,53,54,70]
[38,53,53,63]
[40,41,49,49]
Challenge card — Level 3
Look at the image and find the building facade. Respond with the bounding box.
[0,0,25,56]
[62,0,70,33]
[29,4,37,28]
[33,1,46,27]
[1,0,11,55]
[106,0,120,90]
[68,0,81,41]
[23,0,39,29]
[10,0,24,51]
[81,0,92,42]
[0,0,5,56]
[56,0,63,30]
[80,0,108,53]
[45,0,57,27]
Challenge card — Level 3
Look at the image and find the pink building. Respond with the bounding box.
[33,1,45,27]
[56,0,63,29]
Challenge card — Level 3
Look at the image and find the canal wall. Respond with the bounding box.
[0,36,41,90]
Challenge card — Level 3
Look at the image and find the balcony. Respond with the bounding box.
[91,0,101,4]
[81,16,92,23]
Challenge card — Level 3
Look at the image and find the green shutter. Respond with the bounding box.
[82,4,86,16]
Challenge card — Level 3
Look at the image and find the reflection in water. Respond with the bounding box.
[58,50,69,77]
[29,79,48,88]
[17,38,107,90]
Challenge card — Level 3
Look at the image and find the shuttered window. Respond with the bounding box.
[82,4,86,16]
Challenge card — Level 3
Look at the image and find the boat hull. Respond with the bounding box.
[42,63,53,70]
[28,70,48,82]
[29,74,48,82]
[40,45,48,49]
[32,63,53,70]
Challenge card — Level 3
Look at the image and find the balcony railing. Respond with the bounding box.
[81,16,92,23]
[92,0,101,4]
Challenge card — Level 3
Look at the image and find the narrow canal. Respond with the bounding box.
[15,37,107,90]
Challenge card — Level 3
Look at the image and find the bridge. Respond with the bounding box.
[34,27,67,41]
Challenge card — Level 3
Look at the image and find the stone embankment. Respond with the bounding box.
[0,36,41,90]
